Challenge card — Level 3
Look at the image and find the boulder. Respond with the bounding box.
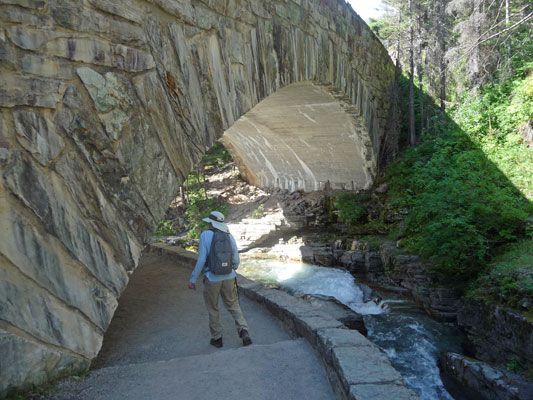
[365,251,384,274]
[339,250,366,273]
[439,352,533,400]
[457,299,533,369]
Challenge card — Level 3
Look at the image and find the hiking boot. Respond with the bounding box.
[210,337,223,348]
[239,329,252,346]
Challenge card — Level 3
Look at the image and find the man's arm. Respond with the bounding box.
[230,234,240,270]
[189,231,210,288]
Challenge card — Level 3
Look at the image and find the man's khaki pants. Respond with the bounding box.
[203,277,249,340]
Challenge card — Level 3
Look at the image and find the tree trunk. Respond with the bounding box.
[426,1,434,133]
[505,0,513,74]
[202,165,208,200]
[180,185,186,206]
[408,0,416,145]
[394,8,402,85]
[438,0,447,115]
[426,47,432,133]
[417,4,424,136]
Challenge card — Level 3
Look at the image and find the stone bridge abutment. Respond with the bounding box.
[0,0,396,393]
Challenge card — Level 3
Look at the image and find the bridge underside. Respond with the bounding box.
[222,82,376,192]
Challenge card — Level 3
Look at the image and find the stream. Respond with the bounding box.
[239,258,465,400]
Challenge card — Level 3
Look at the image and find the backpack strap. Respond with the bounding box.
[206,229,216,269]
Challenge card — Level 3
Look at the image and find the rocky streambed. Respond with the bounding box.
[238,250,462,399]
[239,233,533,400]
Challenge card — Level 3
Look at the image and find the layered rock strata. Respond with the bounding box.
[300,235,533,390]
[300,239,462,322]
[0,0,396,394]
[457,299,533,370]
[439,352,533,400]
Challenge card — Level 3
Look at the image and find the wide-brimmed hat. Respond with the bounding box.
[202,211,229,233]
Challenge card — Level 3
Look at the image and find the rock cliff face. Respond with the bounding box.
[300,239,462,322]
[457,299,533,370]
[439,352,533,400]
[0,0,396,394]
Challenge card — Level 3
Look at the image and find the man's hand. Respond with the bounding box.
[188,282,196,290]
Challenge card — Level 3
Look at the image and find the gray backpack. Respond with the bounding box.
[207,229,233,275]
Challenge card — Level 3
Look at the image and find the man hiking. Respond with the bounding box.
[188,211,252,348]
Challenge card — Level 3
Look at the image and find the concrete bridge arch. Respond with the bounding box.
[221,81,377,192]
[0,0,397,393]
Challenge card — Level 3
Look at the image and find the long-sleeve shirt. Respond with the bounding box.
[189,230,240,284]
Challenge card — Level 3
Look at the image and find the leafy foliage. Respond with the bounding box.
[183,168,228,239]
[334,193,369,225]
[452,63,533,139]
[182,142,233,239]
[469,239,533,308]
[251,204,265,219]
[154,220,176,236]
[154,141,232,240]
[452,64,533,199]
[185,199,227,239]
[200,141,232,168]
[387,66,533,281]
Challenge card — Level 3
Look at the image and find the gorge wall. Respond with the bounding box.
[0,0,396,394]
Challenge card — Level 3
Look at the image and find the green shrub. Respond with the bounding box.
[388,129,530,279]
[505,355,522,372]
[252,204,265,219]
[201,141,232,167]
[183,155,229,240]
[469,239,533,308]
[334,193,368,225]
[154,220,175,236]
[387,65,533,281]
[185,199,227,239]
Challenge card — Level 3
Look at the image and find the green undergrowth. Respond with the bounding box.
[154,142,231,240]
[5,371,88,400]
[382,63,533,303]
[468,238,533,308]
[334,193,369,225]
[182,143,230,240]
[387,128,530,280]
[154,220,176,236]
[452,63,533,199]
[199,141,233,167]
[330,64,532,309]
[185,199,228,240]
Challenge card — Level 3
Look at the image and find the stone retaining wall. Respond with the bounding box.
[148,243,418,400]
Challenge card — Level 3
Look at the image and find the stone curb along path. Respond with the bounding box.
[148,243,419,400]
